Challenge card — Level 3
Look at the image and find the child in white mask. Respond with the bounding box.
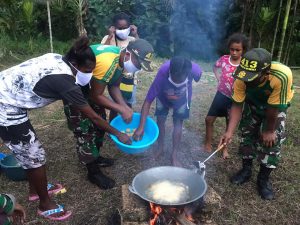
[101,12,139,49]
[133,57,202,167]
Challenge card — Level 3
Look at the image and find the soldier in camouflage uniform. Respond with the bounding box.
[238,103,286,169]
[219,48,293,200]
[63,101,116,189]
[64,102,107,163]
[65,39,154,190]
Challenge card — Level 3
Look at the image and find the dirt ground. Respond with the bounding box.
[0,60,299,225]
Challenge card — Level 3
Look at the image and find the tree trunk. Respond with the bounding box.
[249,0,258,48]
[78,0,85,35]
[47,0,53,53]
[258,37,261,48]
[284,0,298,64]
[277,0,292,61]
[240,1,248,32]
[270,0,283,56]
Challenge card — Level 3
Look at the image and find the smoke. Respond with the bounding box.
[169,0,233,61]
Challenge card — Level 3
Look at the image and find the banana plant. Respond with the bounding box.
[22,0,34,25]
[255,6,275,47]
[67,0,88,36]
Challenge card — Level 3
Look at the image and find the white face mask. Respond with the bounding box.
[123,50,141,74]
[69,62,93,86]
[116,27,130,40]
[168,72,190,109]
[168,74,188,88]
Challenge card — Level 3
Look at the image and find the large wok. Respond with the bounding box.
[129,166,207,206]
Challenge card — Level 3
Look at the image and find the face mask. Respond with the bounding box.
[69,62,93,86]
[168,73,188,88]
[116,27,130,40]
[168,72,190,109]
[123,50,141,73]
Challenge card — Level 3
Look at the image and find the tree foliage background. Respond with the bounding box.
[1,0,300,65]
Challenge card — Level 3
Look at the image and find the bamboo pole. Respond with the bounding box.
[47,0,53,52]
[277,0,292,61]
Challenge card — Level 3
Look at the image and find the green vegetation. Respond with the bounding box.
[0,33,70,70]
[1,0,300,64]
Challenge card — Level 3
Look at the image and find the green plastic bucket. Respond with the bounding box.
[0,154,27,181]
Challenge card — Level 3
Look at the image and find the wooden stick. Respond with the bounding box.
[202,143,226,163]
[164,209,197,225]
[175,213,197,225]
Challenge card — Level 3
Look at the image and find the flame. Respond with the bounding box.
[149,203,197,225]
[185,213,195,222]
[150,203,162,225]
[184,204,197,223]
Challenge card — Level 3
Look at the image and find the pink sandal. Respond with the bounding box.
[29,183,64,201]
[38,204,72,221]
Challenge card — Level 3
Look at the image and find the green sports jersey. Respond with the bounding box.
[232,62,294,114]
[90,44,122,85]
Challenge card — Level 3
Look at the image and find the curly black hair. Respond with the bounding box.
[227,33,249,51]
[64,35,95,67]
[112,12,131,26]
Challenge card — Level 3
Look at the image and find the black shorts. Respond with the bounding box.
[207,91,232,117]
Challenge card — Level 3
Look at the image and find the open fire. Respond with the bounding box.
[149,202,203,225]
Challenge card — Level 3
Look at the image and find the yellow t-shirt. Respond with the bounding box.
[90,44,122,84]
[232,62,294,110]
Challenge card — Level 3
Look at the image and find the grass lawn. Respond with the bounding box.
[0,57,299,225]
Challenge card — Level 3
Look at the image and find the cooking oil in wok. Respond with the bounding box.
[145,180,190,205]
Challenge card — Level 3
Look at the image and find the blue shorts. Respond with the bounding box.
[155,98,190,120]
[207,91,232,118]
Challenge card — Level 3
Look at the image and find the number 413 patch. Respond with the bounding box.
[241,58,258,71]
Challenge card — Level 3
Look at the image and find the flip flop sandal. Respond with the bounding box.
[37,204,72,221]
[29,183,64,201]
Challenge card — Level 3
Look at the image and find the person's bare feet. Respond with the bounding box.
[203,143,213,152]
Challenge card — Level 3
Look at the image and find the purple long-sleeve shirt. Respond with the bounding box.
[145,60,202,109]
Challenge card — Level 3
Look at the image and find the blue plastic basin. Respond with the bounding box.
[0,154,27,181]
[0,153,6,173]
[0,153,6,161]
[110,113,159,154]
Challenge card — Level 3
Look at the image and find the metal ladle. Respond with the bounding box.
[194,143,226,177]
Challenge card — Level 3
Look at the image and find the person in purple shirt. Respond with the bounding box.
[133,56,202,166]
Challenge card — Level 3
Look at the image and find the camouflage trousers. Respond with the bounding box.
[64,103,106,165]
[238,103,287,168]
